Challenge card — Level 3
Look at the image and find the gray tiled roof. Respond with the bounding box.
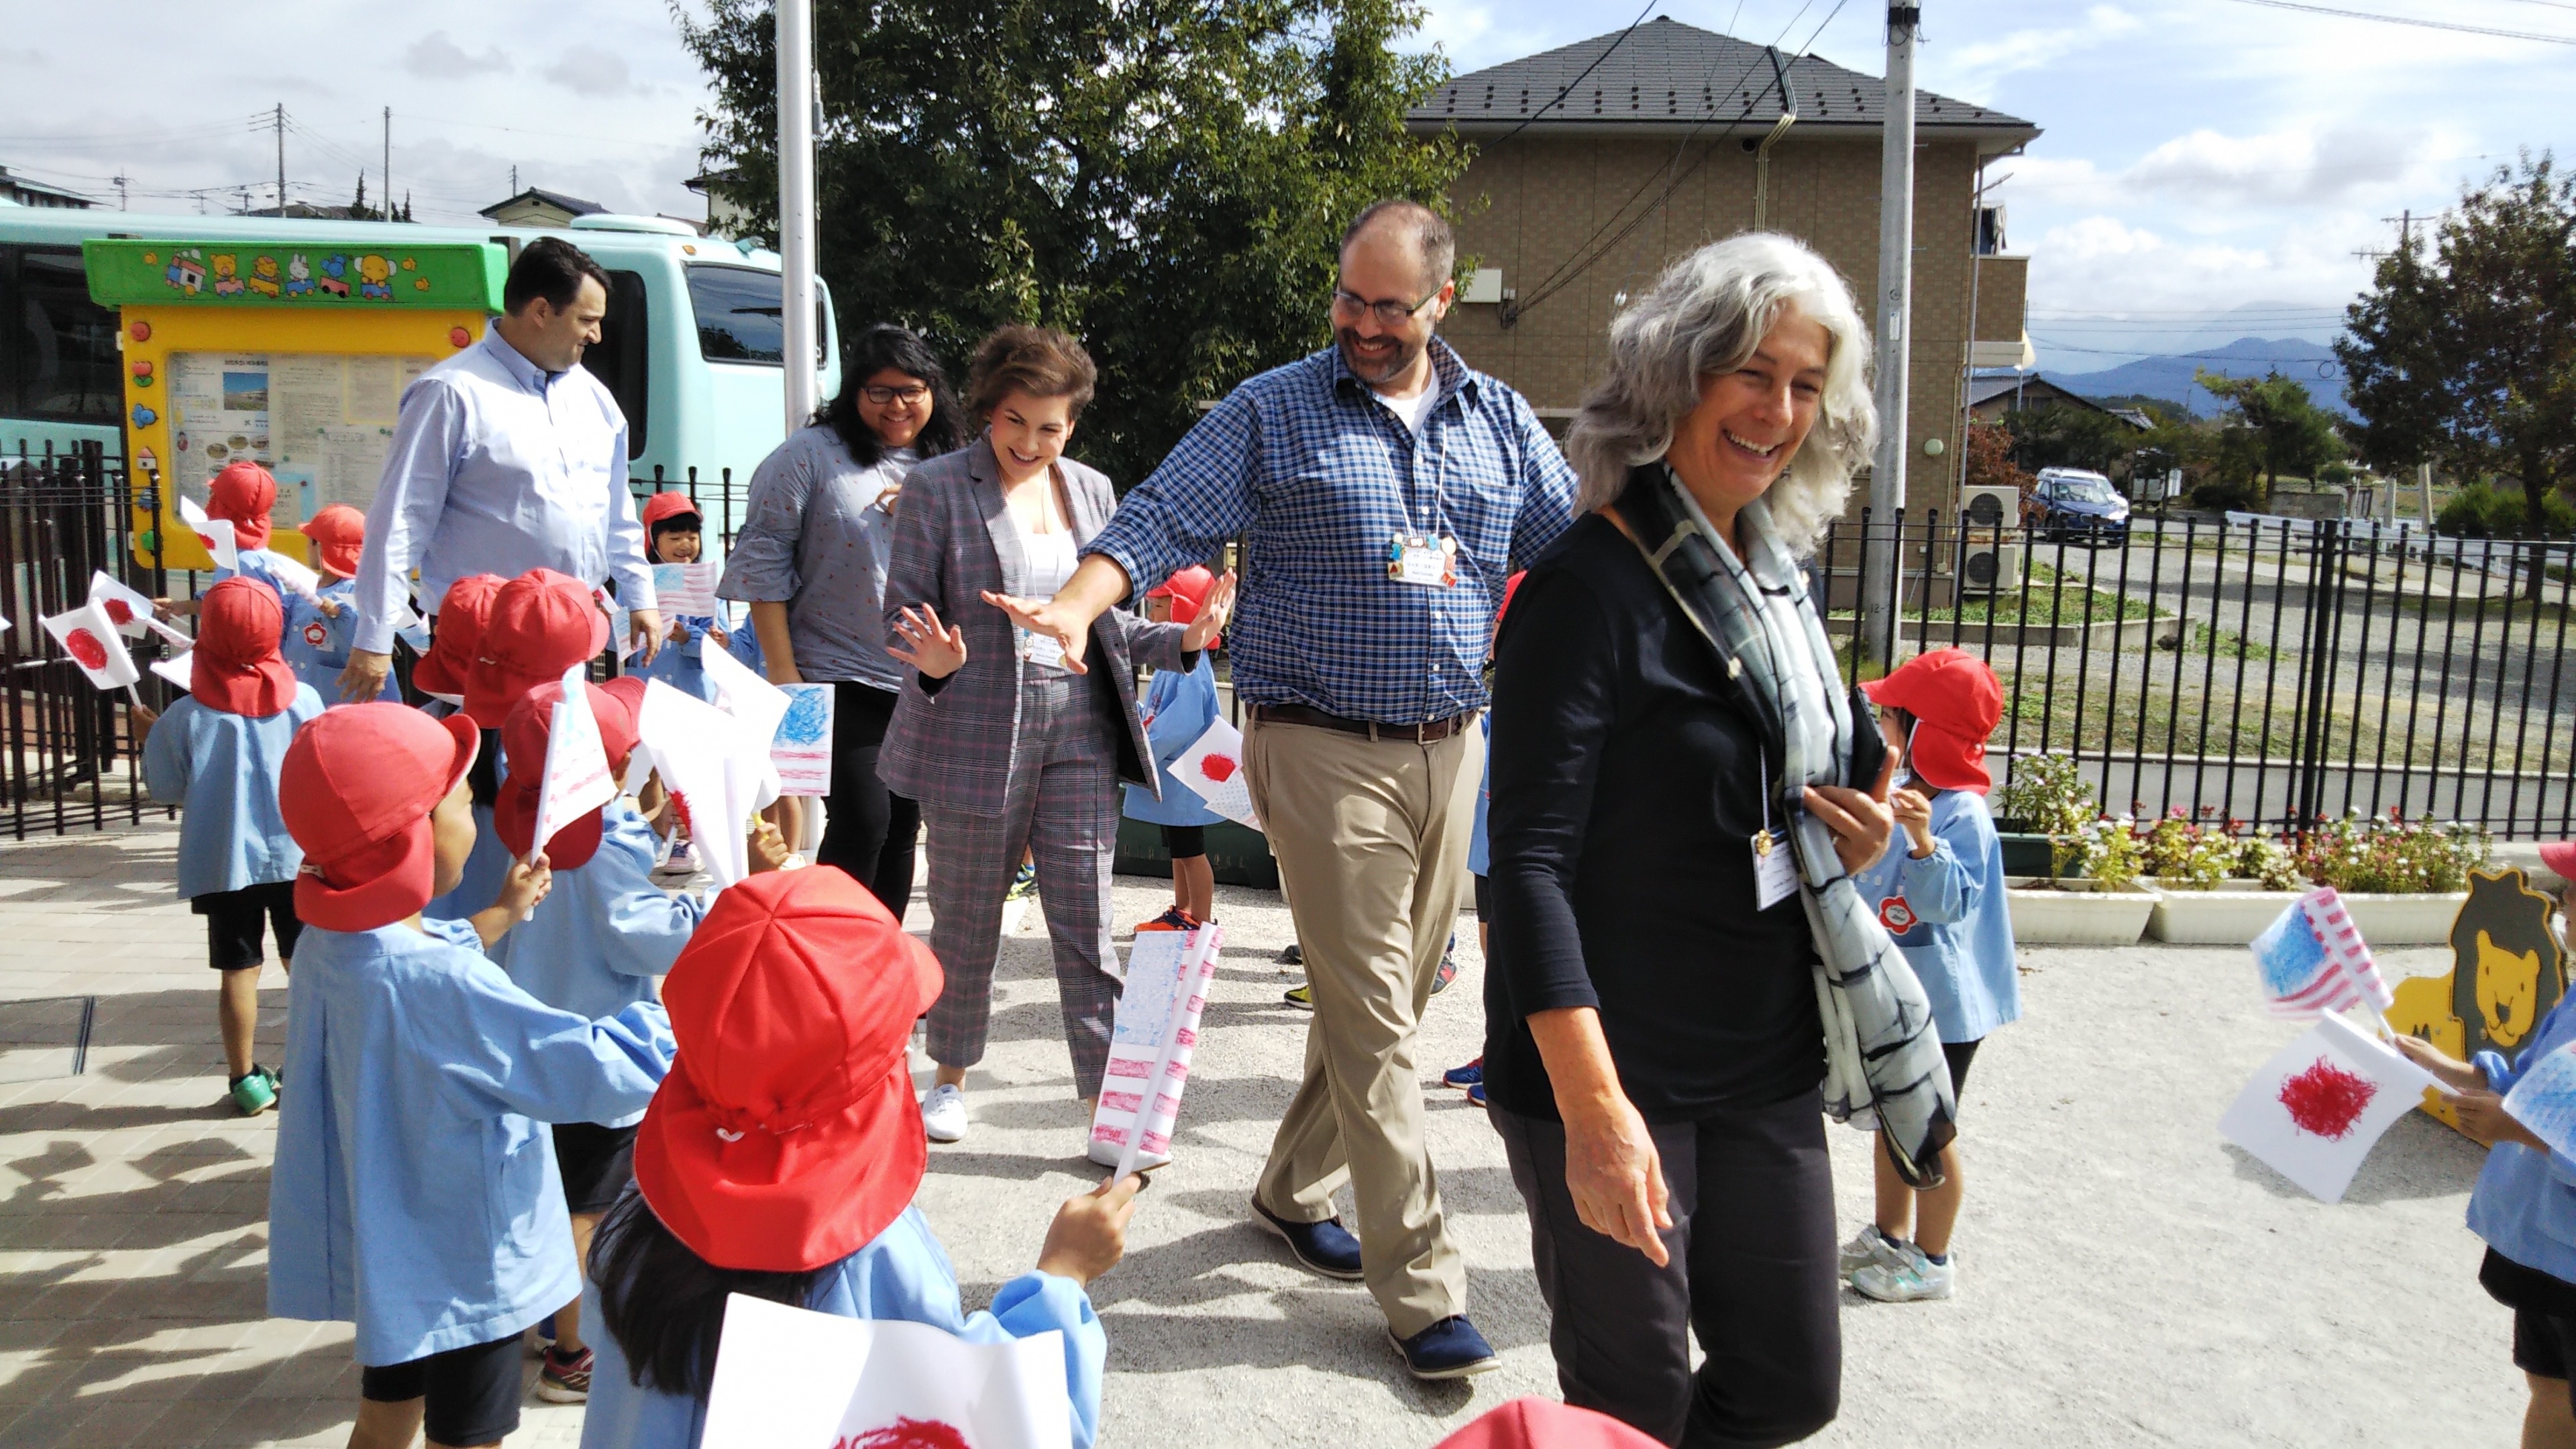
[1409,16,2033,133]
[478,186,606,219]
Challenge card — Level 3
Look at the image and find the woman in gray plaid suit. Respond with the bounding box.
[881,325,1234,1148]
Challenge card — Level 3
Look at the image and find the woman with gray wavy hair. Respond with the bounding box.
[1483,231,1954,1446]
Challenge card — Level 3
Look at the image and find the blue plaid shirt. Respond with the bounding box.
[1086,338,1578,724]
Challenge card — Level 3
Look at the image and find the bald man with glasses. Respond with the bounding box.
[987,199,1577,1379]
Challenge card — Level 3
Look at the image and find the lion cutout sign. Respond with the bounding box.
[2389,868,2567,1133]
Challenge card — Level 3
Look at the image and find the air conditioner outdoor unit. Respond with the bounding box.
[1957,484,2023,593]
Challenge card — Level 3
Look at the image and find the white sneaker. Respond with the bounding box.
[1852,1246,1955,1302]
[920,1083,968,1142]
[1838,1225,1909,1277]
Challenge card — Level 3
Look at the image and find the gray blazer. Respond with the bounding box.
[877,437,1188,814]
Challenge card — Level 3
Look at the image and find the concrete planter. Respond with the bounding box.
[1825,614,2157,651]
[2332,892,2468,946]
[2003,877,2161,946]
[2147,881,2302,945]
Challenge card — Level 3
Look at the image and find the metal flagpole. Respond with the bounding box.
[777,0,820,435]
[1862,3,1920,671]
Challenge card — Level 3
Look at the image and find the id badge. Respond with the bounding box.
[1017,629,1066,669]
[1752,828,1800,910]
[1387,531,1457,588]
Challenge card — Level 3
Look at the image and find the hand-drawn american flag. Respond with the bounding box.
[2250,887,2393,1019]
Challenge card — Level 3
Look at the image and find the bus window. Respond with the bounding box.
[685,264,824,367]
[582,268,649,458]
[1,245,121,427]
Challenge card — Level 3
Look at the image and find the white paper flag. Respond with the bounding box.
[2218,1012,2441,1203]
[262,550,321,600]
[528,665,617,863]
[393,597,433,654]
[176,494,209,529]
[631,679,781,889]
[698,632,792,747]
[651,560,721,616]
[1169,716,1258,828]
[1090,924,1223,1175]
[148,653,195,692]
[42,601,140,690]
[771,683,835,796]
[87,571,160,639]
[701,1294,1070,1449]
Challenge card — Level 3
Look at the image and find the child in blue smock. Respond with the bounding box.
[278,503,399,704]
[636,492,727,703]
[269,702,674,1449]
[136,577,325,1116]
[1124,566,1224,930]
[582,866,1138,1449]
[490,674,716,1403]
[412,574,515,923]
[1843,647,2019,1304]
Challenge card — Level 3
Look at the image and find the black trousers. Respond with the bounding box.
[815,680,920,915]
[1493,1096,1841,1449]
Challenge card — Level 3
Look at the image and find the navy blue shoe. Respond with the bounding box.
[1442,1057,1483,1089]
[1251,1197,1365,1280]
[1389,1315,1500,1379]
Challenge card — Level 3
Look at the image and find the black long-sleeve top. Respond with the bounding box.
[1482,512,1825,1123]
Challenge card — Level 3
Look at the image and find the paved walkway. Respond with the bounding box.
[0,820,2528,1446]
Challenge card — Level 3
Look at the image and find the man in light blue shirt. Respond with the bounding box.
[339,237,660,701]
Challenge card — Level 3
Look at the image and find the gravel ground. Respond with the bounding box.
[919,875,2520,1448]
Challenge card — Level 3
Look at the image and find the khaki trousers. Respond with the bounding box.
[1244,714,1481,1338]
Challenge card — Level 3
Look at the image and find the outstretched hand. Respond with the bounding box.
[981,591,1090,674]
[1036,1173,1144,1285]
[1179,570,1238,653]
[890,604,970,679]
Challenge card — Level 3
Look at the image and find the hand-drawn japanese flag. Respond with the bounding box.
[2505,1043,2576,1161]
[2220,1012,2440,1202]
[42,601,140,690]
[631,679,781,889]
[87,571,162,640]
[2251,888,2393,1020]
[529,664,616,863]
[1171,716,1258,829]
[702,1294,1070,1449]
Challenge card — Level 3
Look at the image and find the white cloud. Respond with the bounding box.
[543,46,641,99]
[1933,6,2143,104]
[403,31,512,80]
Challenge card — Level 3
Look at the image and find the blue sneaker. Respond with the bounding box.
[1442,1057,1483,1089]
[1467,1080,1487,1108]
[1389,1315,1500,1379]
[1250,1197,1364,1281]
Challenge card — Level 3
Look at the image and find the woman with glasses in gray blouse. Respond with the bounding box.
[718,324,966,914]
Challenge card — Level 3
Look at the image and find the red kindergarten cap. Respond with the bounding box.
[411,574,506,700]
[1432,1399,1662,1449]
[639,491,702,533]
[1861,646,2004,795]
[207,461,278,550]
[493,680,641,871]
[192,576,298,717]
[2540,841,2575,885]
[280,703,481,931]
[464,569,608,729]
[635,867,945,1273]
[299,504,366,579]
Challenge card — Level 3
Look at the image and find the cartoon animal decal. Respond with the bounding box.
[316,255,350,298]
[2391,868,2568,1133]
[245,256,282,299]
[283,254,313,297]
[165,249,206,295]
[355,254,393,300]
[211,255,242,296]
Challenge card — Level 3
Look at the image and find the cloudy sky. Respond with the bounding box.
[8,0,2569,370]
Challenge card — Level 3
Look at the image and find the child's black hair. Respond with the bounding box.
[590,1183,825,1398]
[645,514,702,566]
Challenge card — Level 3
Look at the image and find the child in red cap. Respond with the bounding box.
[134,576,325,1114]
[582,865,1140,1449]
[635,492,729,704]
[1841,647,2020,1303]
[157,460,311,616]
[281,503,398,702]
[268,703,673,1449]
[466,568,610,729]
[1122,564,1231,931]
[413,574,515,925]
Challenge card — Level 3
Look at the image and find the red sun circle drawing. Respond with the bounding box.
[844,1418,972,1449]
[1199,753,1238,784]
[64,628,109,670]
[2278,1057,2378,1140]
[101,599,134,626]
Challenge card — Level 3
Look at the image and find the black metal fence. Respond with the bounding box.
[1819,510,2575,840]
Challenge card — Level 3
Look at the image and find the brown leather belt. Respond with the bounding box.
[1248,702,1478,743]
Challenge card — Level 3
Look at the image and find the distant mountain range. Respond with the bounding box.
[2043,339,2353,419]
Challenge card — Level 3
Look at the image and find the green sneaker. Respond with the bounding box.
[229,1066,280,1117]
[1004,861,1038,902]
[1282,983,1313,1010]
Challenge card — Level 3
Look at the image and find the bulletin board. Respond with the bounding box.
[82,237,506,572]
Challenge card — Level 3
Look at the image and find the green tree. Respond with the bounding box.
[2005,402,2131,476]
[680,0,1471,483]
[2194,369,2345,496]
[2340,154,2576,576]
[1961,421,2033,494]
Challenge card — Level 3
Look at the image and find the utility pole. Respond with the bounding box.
[383,107,392,222]
[112,173,128,210]
[777,0,820,431]
[1862,3,1920,670]
[274,103,286,217]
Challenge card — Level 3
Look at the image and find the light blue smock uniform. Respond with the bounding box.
[140,685,324,900]
[280,576,398,703]
[1120,655,1223,828]
[488,801,703,1126]
[580,1205,1107,1449]
[636,606,725,703]
[266,921,675,1367]
[2470,993,2576,1285]
[423,716,511,924]
[1849,787,2021,1043]
[1466,712,1493,878]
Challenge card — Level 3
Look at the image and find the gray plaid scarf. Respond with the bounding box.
[1611,466,1957,1186]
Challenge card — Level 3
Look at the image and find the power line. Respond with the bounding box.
[2212,0,2576,44]
[1476,0,1662,152]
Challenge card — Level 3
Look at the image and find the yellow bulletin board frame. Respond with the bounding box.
[83,237,508,574]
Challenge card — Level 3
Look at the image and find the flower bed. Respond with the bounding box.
[2005,877,2161,946]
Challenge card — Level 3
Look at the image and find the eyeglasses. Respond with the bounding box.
[861,383,932,406]
[1331,286,1442,329]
